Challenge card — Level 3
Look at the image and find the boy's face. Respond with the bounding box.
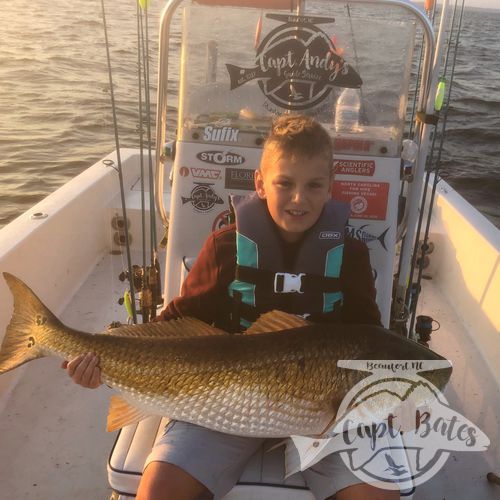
[255,150,332,243]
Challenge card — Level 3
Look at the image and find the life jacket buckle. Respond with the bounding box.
[274,273,305,294]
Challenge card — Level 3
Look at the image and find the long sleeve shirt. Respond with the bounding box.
[157,224,382,330]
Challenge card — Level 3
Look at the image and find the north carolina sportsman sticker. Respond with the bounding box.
[332,181,389,220]
[181,183,224,213]
[226,14,362,111]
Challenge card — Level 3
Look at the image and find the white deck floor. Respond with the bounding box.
[0,252,499,499]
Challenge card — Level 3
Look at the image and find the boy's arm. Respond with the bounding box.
[340,237,382,326]
[155,226,236,324]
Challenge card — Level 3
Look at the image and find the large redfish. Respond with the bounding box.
[0,273,451,436]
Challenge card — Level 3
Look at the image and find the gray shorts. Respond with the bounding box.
[144,421,364,499]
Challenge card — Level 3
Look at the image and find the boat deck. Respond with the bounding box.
[0,251,499,499]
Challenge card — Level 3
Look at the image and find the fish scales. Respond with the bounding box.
[0,273,452,437]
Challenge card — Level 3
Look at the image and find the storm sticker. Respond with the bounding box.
[197,151,246,166]
[181,183,224,213]
[226,14,362,111]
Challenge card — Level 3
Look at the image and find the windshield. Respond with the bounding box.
[176,1,418,156]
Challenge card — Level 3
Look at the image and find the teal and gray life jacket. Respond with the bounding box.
[228,192,349,331]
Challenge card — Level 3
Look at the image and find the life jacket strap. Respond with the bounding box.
[235,265,341,294]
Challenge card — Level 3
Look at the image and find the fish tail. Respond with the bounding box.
[377,227,390,251]
[0,273,61,374]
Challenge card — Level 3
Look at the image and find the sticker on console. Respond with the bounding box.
[226,14,362,111]
[181,183,224,213]
[334,159,375,177]
[179,167,222,181]
[332,180,389,220]
[197,151,246,166]
[225,168,255,191]
[203,126,240,143]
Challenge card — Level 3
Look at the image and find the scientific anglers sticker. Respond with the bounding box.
[226,14,362,111]
[334,159,375,177]
[289,360,489,491]
[181,183,224,213]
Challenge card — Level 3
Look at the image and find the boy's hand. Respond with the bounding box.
[61,353,102,389]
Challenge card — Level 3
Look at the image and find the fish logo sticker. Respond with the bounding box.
[226,14,362,111]
[346,224,389,251]
[287,360,489,491]
[181,183,224,213]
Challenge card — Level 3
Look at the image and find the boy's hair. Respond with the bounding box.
[262,114,333,168]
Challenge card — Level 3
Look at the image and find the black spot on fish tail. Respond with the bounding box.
[0,273,61,374]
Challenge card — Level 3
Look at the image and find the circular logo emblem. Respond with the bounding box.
[334,371,451,490]
[179,167,189,177]
[226,15,362,111]
[350,195,368,215]
[181,183,224,213]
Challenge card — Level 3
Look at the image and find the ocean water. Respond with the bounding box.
[0,1,498,229]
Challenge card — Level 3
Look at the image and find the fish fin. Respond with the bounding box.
[245,310,310,335]
[107,395,151,432]
[107,317,227,338]
[318,393,345,437]
[0,273,61,374]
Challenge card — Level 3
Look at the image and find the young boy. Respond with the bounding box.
[65,115,396,500]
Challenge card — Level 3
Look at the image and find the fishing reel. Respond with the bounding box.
[118,262,163,323]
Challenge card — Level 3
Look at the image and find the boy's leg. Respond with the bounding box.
[139,420,264,500]
[302,449,400,500]
[137,462,212,500]
[328,483,399,500]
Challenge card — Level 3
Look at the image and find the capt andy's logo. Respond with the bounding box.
[226,14,362,111]
[181,183,224,213]
[289,360,489,490]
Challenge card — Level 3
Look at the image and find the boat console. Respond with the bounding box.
[109,0,440,497]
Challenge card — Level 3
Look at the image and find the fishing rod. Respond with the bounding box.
[136,0,149,322]
[100,0,137,324]
[137,0,162,322]
[407,0,465,338]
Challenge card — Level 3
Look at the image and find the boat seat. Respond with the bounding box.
[108,416,314,499]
